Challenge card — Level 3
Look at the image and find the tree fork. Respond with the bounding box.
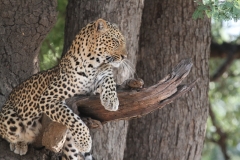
[40,58,197,152]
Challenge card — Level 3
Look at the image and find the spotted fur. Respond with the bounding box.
[0,19,127,159]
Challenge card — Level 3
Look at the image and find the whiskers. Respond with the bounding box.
[119,59,137,78]
[109,54,138,78]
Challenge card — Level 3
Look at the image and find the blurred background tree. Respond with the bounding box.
[195,2,240,158]
[39,0,240,159]
[203,19,240,160]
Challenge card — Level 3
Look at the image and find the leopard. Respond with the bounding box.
[0,18,127,160]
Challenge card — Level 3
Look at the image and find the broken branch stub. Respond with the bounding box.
[68,58,195,124]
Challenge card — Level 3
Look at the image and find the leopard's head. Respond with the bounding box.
[75,19,127,68]
[94,19,127,67]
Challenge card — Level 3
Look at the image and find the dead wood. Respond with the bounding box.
[67,58,196,124]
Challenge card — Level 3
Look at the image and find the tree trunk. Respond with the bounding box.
[124,1,210,160]
[63,1,143,159]
[0,1,211,160]
[0,0,59,159]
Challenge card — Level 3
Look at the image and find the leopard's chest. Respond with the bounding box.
[64,69,97,95]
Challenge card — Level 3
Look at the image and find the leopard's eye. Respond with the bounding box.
[106,56,112,62]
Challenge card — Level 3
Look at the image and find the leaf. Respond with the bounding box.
[193,0,240,21]
[205,10,212,18]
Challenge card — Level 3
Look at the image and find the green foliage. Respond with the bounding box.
[193,0,240,21]
[210,60,240,137]
[203,59,240,160]
[203,17,240,160]
[39,0,68,71]
[211,20,224,43]
[202,143,225,160]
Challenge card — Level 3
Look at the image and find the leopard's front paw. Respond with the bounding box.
[100,91,119,111]
[10,142,28,155]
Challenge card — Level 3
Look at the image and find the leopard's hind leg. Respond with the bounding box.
[1,107,42,155]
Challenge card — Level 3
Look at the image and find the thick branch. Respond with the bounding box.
[210,51,235,82]
[211,42,239,58]
[68,58,195,124]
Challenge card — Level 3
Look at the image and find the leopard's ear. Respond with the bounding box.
[95,19,107,33]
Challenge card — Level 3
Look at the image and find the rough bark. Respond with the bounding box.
[63,0,143,159]
[0,0,59,159]
[124,1,210,160]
